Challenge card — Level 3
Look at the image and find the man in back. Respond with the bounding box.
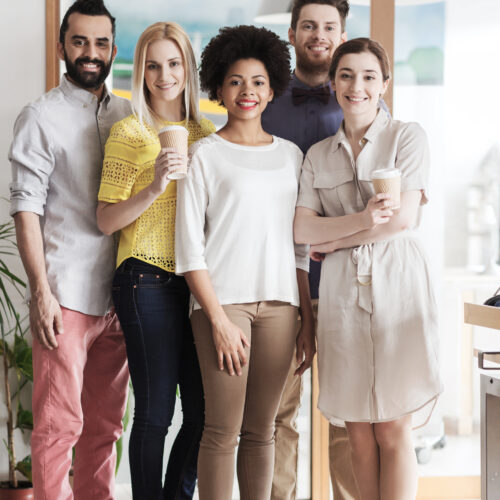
[262,1,359,499]
[9,1,131,498]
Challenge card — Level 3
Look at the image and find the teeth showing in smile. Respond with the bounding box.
[347,97,366,102]
[309,46,328,52]
[237,101,257,108]
[82,63,98,70]
[157,83,176,89]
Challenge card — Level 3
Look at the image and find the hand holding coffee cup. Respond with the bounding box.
[150,148,186,195]
[158,125,189,180]
[363,192,394,227]
[371,168,401,209]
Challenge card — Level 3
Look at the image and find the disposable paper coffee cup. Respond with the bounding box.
[158,125,189,180]
[371,168,401,208]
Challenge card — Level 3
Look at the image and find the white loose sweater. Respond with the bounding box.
[175,133,309,310]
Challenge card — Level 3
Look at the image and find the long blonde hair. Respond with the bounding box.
[132,22,201,128]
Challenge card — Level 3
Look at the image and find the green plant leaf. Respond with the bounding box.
[13,333,32,381]
[16,402,33,432]
[15,455,32,483]
[0,338,14,367]
[122,391,131,432]
[115,436,123,475]
[3,438,13,459]
[0,218,30,477]
[0,220,27,328]
[0,260,26,287]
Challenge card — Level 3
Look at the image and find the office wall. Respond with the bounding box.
[0,1,46,480]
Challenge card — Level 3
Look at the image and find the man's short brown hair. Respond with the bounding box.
[290,0,350,32]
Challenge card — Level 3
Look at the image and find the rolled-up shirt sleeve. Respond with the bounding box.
[9,105,55,217]
[396,122,430,205]
[294,241,310,272]
[296,153,324,214]
[175,152,209,274]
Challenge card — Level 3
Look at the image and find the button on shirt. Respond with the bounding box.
[9,75,132,316]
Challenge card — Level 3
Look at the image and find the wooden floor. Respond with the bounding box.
[115,475,481,500]
[417,475,480,499]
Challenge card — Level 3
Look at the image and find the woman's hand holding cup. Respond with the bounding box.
[363,192,395,228]
[150,148,187,196]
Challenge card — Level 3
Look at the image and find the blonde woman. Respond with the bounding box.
[96,22,215,499]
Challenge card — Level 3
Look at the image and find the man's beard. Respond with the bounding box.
[64,50,112,90]
[295,47,332,77]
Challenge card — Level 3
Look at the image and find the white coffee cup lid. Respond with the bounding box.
[371,168,401,180]
[158,125,188,134]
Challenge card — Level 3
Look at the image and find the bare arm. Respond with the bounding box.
[294,192,395,245]
[96,148,186,235]
[310,190,422,257]
[184,269,250,376]
[13,212,63,350]
[294,268,315,376]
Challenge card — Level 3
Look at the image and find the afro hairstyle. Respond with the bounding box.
[199,25,291,102]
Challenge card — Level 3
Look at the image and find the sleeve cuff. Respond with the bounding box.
[296,260,310,273]
[401,182,428,205]
[296,195,323,215]
[175,261,208,276]
[10,199,44,217]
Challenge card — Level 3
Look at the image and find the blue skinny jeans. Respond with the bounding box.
[112,258,204,499]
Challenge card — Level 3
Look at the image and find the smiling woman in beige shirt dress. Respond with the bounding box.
[294,39,442,500]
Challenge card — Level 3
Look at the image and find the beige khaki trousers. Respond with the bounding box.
[271,301,359,500]
[191,301,298,500]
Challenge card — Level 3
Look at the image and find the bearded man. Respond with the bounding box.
[9,1,131,498]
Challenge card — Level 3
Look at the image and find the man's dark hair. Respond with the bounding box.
[59,0,116,45]
[200,25,291,102]
[290,0,350,31]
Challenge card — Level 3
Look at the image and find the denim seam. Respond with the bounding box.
[170,296,202,500]
[171,416,203,499]
[131,281,152,495]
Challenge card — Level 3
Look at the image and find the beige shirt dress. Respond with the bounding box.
[297,109,443,427]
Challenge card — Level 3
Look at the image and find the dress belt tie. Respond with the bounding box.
[351,245,373,313]
[349,231,419,314]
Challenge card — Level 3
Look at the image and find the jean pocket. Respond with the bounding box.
[137,272,174,288]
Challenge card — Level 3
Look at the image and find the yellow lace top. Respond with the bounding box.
[98,114,215,272]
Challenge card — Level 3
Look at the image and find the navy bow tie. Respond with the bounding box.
[291,86,330,105]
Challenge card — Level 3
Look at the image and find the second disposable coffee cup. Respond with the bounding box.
[158,125,189,180]
[371,168,401,208]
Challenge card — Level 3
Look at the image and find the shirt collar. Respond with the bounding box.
[60,74,111,107]
[332,107,390,152]
[363,107,390,142]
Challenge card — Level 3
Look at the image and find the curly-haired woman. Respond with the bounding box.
[175,25,315,500]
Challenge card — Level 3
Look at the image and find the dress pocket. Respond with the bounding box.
[313,167,354,189]
[313,167,356,214]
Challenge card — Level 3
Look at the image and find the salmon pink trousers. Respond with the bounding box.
[31,306,129,500]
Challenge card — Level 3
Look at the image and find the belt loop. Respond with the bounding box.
[127,259,135,277]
